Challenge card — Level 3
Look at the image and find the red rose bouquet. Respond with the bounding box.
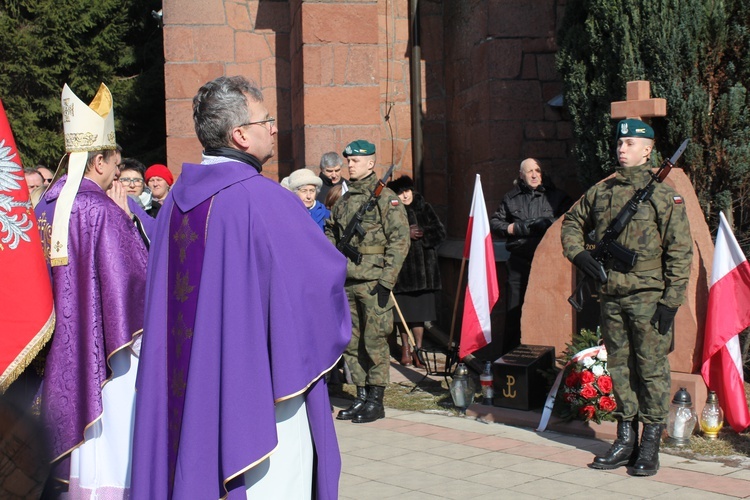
[556,346,615,424]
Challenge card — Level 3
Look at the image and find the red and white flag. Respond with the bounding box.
[0,99,55,393]
[459,174,499,359]
[701,211,750,433]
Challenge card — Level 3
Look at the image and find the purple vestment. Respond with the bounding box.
[131,160,351,499]
[34,176,148,481]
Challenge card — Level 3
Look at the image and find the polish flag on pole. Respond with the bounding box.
[0,99,55,393]
[701,211,750,433]
[458,174,499,359]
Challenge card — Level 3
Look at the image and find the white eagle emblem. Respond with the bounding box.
[0,139,33,250]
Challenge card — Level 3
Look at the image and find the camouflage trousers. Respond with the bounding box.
[600,290,672,424]
[343,280,394,387]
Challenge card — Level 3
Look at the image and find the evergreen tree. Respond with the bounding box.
[0,0,165,168]
[557,0,750,251]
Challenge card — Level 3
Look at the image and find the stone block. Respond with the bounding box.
[333,46,349,85]
[524,122,556,140]
[301,4,378,44]
[166,136,203,177]
[165,100,195,137]
[304,86,380,125]
[488,122,524,159]
[235,32,274,63]
[490,80,544,121]
[261,57,291,89]
[487,39,523,80]
[536,53,559,81]
[164,26,195,62]
[302,126,337,167]
[193,25,235,62]
[488,0,555,38]
[522,140,567,159]
[226,2,254,31]
[164,63,224,100]
[346,46,378,84]
[521,54,537,80]
[166,0,226,25]
[225,63,262,85]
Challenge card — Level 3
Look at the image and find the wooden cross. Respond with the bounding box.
[610,80,666,120]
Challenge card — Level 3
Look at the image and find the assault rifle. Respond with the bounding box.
[336,164,396,264]
[568,139,690,312]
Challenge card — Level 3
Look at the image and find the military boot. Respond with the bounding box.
[590,420,639,470]
[352,385,385,423]
[632,423,664,476]
[336,386,367,420]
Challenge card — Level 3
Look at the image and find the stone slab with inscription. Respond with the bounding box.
[492,345,555,411]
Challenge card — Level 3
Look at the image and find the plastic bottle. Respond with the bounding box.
[480,361,494,405]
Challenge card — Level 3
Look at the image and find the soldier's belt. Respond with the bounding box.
[358,246,385,255]
[610,258,662,273]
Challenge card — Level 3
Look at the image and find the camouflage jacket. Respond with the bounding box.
[561,163,693,308]
[325,172,410,288]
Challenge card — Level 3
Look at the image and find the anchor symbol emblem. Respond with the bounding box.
[502,375,517,398]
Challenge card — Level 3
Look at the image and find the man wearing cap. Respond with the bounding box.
[287,167,330,230]
[561,119,692,476]
[325,140,410,423]
[131,76,350,499]
[35,84,147,497]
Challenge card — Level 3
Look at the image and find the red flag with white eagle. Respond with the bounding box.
[458,174,499,359]
[701,211,750,433]
[0,99,54,393]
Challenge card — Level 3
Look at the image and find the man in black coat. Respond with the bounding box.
[490,158,572,355]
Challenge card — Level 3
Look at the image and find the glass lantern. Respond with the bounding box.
[450,363,475,413]
[665,387,697,446]
[700,391,724,439]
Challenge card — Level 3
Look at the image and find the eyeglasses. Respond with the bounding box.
[42,177,52,185]
[120,177,144,185]
[239,117,276,129]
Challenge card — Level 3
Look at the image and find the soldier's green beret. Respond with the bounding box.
[616,119,654,140]
[343,140,376,157]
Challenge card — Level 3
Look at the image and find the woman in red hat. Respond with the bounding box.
[145,164,174,206]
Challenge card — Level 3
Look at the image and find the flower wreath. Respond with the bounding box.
[553,328,616,424]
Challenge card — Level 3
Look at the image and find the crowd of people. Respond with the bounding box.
[12,70,690,498]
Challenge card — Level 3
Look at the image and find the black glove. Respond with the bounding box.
[650,304,678,335]
[513,219,531,236]
[572,251,605,282]
[529,217,554,235]
[370,283,390,308]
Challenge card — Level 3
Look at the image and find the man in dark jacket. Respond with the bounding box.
[490,158,571,354]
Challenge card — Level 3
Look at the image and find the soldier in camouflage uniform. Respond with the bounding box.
[561,119,693,476]
[325,140,410,423]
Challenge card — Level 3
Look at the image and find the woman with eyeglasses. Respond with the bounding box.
[120,159,160,218]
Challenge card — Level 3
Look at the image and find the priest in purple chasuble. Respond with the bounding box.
[131,76,351,499]
[34,83,147,497]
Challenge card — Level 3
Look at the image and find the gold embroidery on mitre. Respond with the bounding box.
[62,99,74,123]
[64,132,99,150]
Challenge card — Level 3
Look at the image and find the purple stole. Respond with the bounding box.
[166,198,212,498]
